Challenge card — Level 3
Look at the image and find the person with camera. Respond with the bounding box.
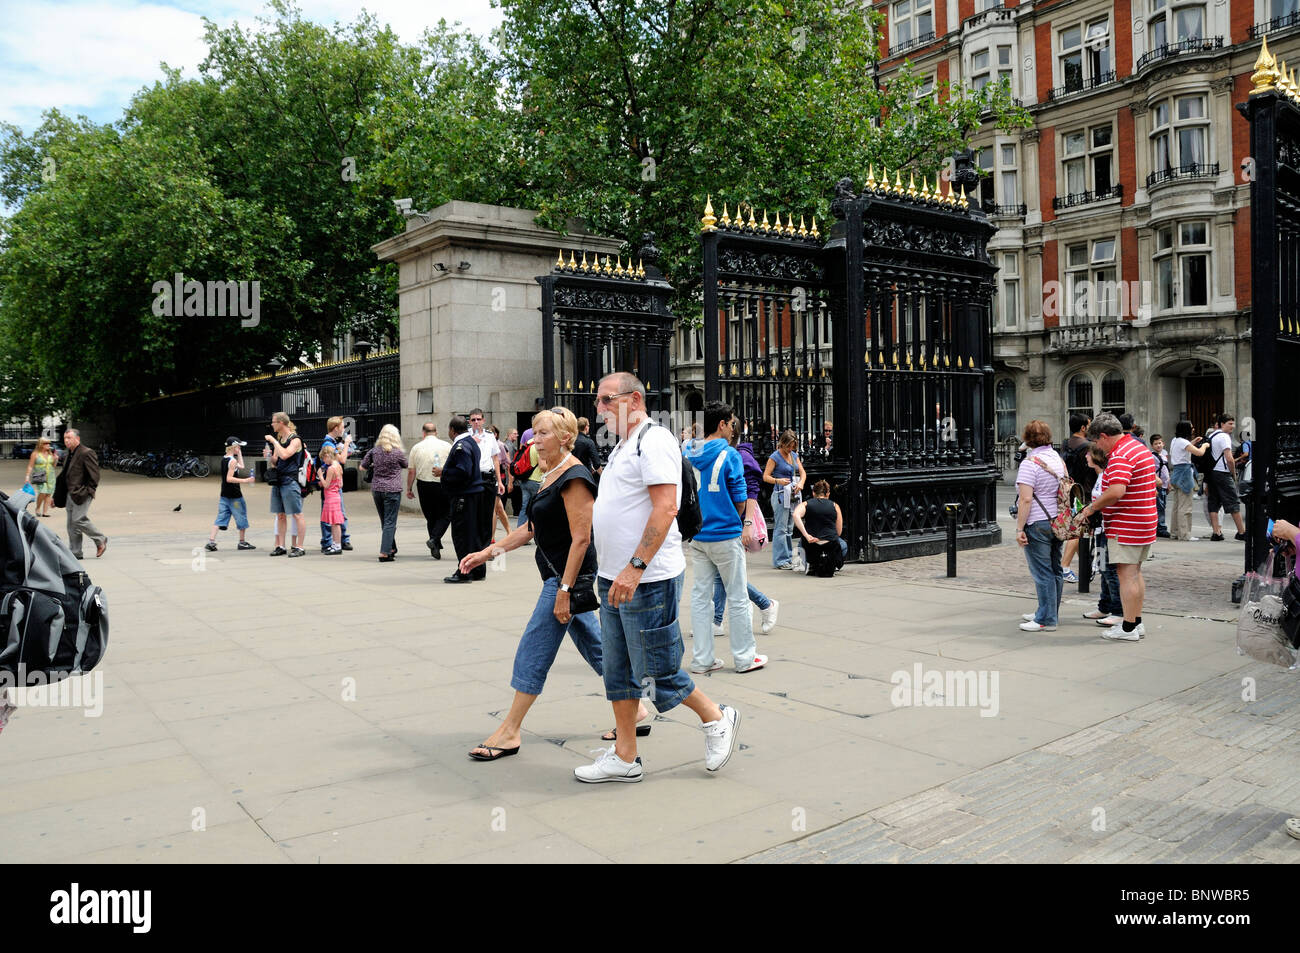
[263,412,306,557]
[318,416,355,553]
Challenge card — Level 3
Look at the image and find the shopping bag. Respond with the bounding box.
[745,509,769,553]
[1236,549,1297,668]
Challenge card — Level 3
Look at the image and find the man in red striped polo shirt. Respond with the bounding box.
[1078,412,1157,642]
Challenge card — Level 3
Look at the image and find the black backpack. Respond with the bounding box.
[1062,441,1096,496]
[0,491,108,683]
[632,422,703,542]
[1193,429,1223,476]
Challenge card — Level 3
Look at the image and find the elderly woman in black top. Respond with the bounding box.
[458,406,648,761]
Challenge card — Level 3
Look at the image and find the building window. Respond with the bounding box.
[978,0,1001,11]
[1061,125,1114,199]
[1065,238,1118,322]
[978,147,995,207]
[916,74,935,101]
[997,45,1014,86]
[995,379,1017,441]
[893,0,934,49]
[1067,373,1095,420]
[1150,0,1206,48]
[972,49,991,90]
[1001,252,1020,329]
[1101,370,1126,416]
[1150,94,1209,175]
[1058,19,1110,93]
[1000,144,1018,205]
[1154,221,1210,310]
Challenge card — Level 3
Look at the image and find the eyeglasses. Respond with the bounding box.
[596,391,635,406]
[469,417,483,422]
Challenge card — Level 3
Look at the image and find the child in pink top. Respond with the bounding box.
[319,445,345,554]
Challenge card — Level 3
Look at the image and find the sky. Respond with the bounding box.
[0,0,504,133]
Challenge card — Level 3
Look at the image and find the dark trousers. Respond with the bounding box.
[372,491,400,555]
[476,474,496,548]
[416,480,450,546]
[451,492,485,579]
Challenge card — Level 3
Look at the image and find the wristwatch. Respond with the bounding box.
[629,556,648,570]
[559,582,572,593]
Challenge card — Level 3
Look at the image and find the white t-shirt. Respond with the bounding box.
[592,420,685,583]
[1169,436,1191,466]
[1210,430,1232,473]
[470,429,501,475]
[409,435,451,482]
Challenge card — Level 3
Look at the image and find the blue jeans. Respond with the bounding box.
[1156,486,1168,533]
[511,576,602,695]
[1096,534,1122,615]
[597,572,694,712]
[1023,520,1063,625]
[690,537,757,670]
[372,490,400,555]
[321,492,350,548]
[517,479,539,528]
[772,498,793,566]
[712,577,770,625]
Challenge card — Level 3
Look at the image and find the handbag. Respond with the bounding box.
[537,546,599,614]
[745,507,769,553]
[30,465,48,484]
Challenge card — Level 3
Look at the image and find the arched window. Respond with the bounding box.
[1067,373,1094,420]
[995,379,1017,440]
[1101,370,1125,416]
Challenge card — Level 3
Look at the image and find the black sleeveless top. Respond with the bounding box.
[803,498,839,541]
[527,463,598,581]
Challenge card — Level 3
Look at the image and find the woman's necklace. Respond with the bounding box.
[540,452,573,492]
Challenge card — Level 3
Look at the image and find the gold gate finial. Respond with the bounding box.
[701,194,718,232]
[1253,36,1281,95]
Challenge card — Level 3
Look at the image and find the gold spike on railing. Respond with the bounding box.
[1254,36,1280,94]
[565,379,572,391]
[747,206,758,229]
[866,164,878,190]
[810,216,820,239]
[921,176,931,202]
[880,166,890,193]
[787,212,796,236]
[878,351,885,365]
[907,172,918,199]
[969,356,976,369]
[637,258,646,278]
[553,379,559,390]
[894,170,903,194]
[579,250,588,272]
[798,215,808,237]
[958,188,969,211]
[919,350,926,368]
[556,249,564,269]
[761,210,771,233]
[944,353,950,367]
[1278,58,1292,95]
[720,203,731,228]
[701,194,717,232]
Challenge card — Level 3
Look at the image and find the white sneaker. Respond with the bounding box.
[703,705,740,771]
[689,658,724,674]
[1022,613,1036,622]
[1095,614,1123,627]
[737,654,768,673]
[711,622,725,638]
[760,600,780,633]
[1061,568,1078,582]
[1020,621,1056,632]
[1186,536,1200,542]
[574,745,644,783]
[1100,623,1144,642]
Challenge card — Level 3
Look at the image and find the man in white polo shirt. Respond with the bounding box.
[406,421,452,559]
[468,408,505,548]
[574,371,740,783]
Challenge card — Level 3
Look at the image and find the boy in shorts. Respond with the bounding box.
[206,437,256,551]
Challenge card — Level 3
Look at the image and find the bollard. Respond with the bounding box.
[1078,534,1092,594]
[945,502,959,578]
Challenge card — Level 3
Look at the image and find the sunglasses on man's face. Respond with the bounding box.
[596,391,635,406]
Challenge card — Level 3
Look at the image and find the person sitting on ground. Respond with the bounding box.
[792,480,845,576]
[205,437,256,552]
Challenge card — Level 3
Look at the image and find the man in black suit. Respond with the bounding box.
[437,415,484,583]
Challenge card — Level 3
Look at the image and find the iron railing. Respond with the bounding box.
[1046,70,1117,101]
[111,351,401,452]
[1249,11,1300,37]
[1052,184,1123,210]
[982,202,1027,217]
[1136,35,1224,70]
[1146,162,1219,186]
[888,30,937,58]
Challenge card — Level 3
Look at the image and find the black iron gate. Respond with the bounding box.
[701,160,1001,561]
[537,235,677,413]
[1238,38,1300,581]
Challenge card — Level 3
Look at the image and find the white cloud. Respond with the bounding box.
[0,0,503,131]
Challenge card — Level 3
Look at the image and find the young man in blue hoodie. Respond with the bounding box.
[683,401,768,674]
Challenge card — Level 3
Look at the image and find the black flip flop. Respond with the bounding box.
[468,744,520,762]
[601,724,652,741]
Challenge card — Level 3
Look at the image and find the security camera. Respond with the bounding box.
[393,198,413,215]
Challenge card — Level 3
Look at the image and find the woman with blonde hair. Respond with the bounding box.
[762,429,806,568]
[459,406,648,760]
[362,424,409,561]
[24,436,58,517]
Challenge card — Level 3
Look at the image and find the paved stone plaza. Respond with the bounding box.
[1,461,1297,863]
